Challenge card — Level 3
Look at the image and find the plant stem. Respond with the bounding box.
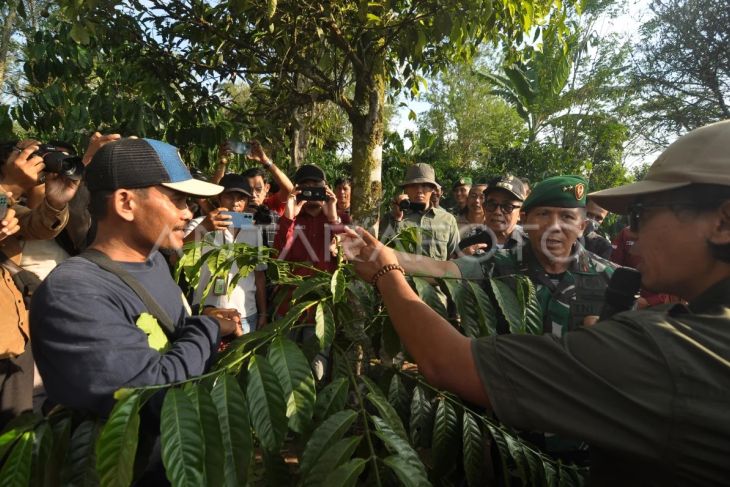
[338,344,383,487]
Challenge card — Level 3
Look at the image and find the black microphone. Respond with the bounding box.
[599,267,642,321]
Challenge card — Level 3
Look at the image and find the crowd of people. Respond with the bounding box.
[1,119,729,482]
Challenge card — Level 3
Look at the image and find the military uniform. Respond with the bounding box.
[448,177,472,217]
[455,241,615,337]
[380,206,460,261]
[468,121,730,481]
[382,163,461,261]
[471,277,730,485]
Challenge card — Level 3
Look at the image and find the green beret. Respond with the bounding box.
[522,175,588,212]
[452,177,472,189]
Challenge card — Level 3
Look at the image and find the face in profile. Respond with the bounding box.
[133,186,193,251]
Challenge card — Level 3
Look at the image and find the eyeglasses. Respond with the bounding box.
[483,201,521,213]
[628,202,700,232]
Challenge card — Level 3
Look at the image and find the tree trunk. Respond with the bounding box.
[0,0,19,89]
[349,54,385,234]
[288,110,309,168]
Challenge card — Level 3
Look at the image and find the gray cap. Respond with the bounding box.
[590,120,730,214]
[401,163,438,188]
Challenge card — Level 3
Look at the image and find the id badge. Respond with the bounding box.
[213,277,227,296]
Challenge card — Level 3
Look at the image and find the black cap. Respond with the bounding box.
[484,175,527,201]
[219,173,252,197]
[294,164,326,183]
[85,138,222,197]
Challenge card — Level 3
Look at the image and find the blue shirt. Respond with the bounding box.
[30,251,219,416]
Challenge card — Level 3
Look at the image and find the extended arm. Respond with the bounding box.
[343,227,489,407]
[393,249,462,279]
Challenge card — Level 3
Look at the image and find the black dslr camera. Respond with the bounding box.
[252,204,273,225]
[34,144,85,180]
[398,199,426,213]
[297,187,328,202]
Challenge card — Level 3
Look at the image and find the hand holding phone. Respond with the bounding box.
[220,211,253,228]
[227,140,251,156]
[0,193,8,221]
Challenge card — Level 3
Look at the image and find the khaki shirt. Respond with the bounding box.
[380,206,460,261]
[472,276,730,485]
[0,200,68,358]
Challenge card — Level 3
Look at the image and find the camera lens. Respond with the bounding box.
[42,152,84,180]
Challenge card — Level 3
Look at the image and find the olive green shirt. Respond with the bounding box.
[454,242,615,336]
[380,206,460,261]
[472,277,730,486]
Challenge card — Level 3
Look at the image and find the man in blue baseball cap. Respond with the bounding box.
[31,138,240,417]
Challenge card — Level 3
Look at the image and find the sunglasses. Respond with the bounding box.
[628,202,700,232]
[483,201,521,213]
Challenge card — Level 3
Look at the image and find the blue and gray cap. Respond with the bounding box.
[85,138,223,197]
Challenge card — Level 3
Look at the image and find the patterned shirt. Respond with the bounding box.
[454,241,616,337]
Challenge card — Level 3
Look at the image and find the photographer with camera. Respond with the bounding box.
[379,163,460,261]
[274,164,348,274]
[343,121,730,484]
[190,174,268,333]
[214,139,294,214]
[0,140,78,427]
[20,133,121,281]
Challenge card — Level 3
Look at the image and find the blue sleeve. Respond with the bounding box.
[31,278,220,416]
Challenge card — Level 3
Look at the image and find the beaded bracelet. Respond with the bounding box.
[370,264,405,289]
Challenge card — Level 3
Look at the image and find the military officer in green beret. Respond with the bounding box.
[449,177,472,216]
[343,120,730,483]
[380,174,617,336]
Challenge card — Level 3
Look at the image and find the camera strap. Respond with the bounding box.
[0,249,24,276]
[79,249,176,337]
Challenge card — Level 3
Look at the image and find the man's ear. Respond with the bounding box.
[111,189,137,222]
[708,201,730,245]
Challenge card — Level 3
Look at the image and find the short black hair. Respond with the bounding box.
[334,176,352,187]
[0,141,19,178]
[242,167,267,180]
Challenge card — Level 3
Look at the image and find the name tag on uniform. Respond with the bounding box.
[551,322,563,338]
[213,277,227,296]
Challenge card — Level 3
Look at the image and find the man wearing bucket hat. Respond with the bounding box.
[342,120,730,483]
[380,163,460,261]
[30,138,241,416]
[378,172,616,337]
